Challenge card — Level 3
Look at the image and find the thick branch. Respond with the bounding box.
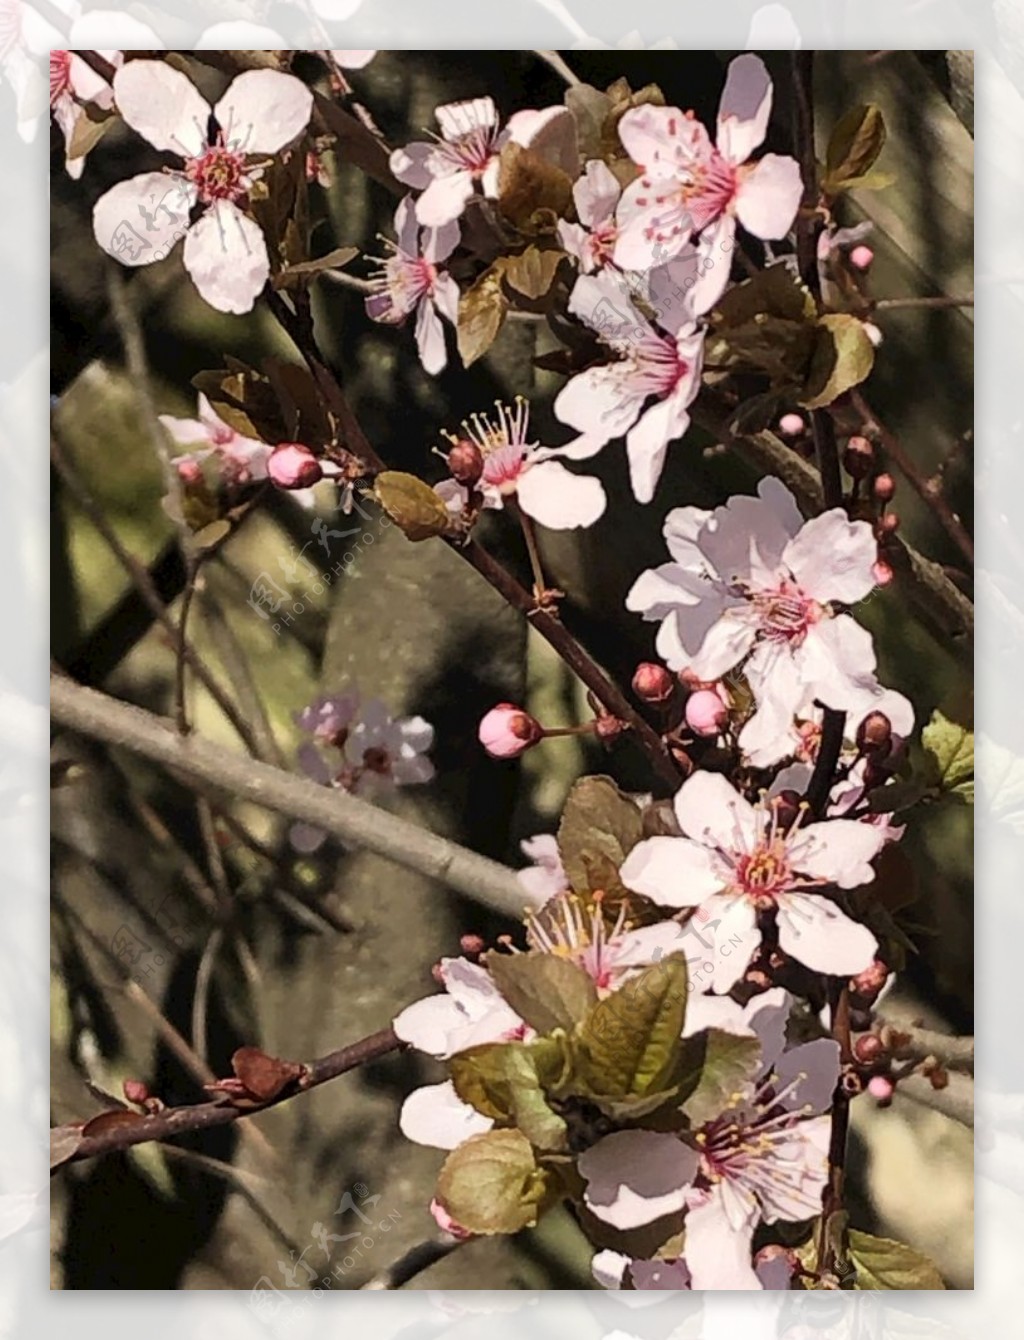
[50,674,528,918]
[60,1028,402,1165]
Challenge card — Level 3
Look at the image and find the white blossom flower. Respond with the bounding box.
[92,61,312,313]
[49,48,118,178]
[394,956,529,1059]
[365,196,460,375]
[553,267,706,502]
[558,159,623,274]
[626,477,885,764]
[159,392,270,487]
[613,54,803,283]
[399,1080,494,1150]
[517,834,568,904]
[619,771,882,990]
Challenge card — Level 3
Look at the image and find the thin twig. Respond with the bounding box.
[51,674,528,917]
[535,49,582,87]
[873,295,974,311]
[191,928,224,1068]
[361,1236,464,1289]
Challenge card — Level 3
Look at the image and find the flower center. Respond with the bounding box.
[50,51,72,106]
[186,143,248,204]
[446,397,539,496]
[362,746,391,775]
[432,108,501,177]
[635,123,738,244]
[526,891,630,993]
[751,579,822,645]
[735,844,791,905]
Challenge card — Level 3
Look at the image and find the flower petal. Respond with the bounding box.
[182,201,269,313]
[578,1130,698,1229]
[796,616,883,718]
[626,396,690,503]
[782,509,878,604]
[507,105,578,177]
[716,54,772,164]
[399,1081,493,1150]
[392,993,465,1056]
[686,608,757,681]
[572,158,621,228]
[415,170,475,227]
[735,153,803,240]
[214,69,312,155]
[788,817,886,889]
[698,475,804,587]
[112,60,209,157]
[437,96,498,140]
[770,1038,841,1116]
[674,769,760,852]
[431,271,460,325]
[775,894,879,977]
[390,141,434,190]
[620,836,726,909]
[92,172,193,268]
[553,365,644,443]
[683,1184,761,1290]
[414,297,448,374]
[516,459,606,530]
[704,896,761,993]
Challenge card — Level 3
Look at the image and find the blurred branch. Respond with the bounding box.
[897,1071,973,1128]
[361,1236,464,1289]
[51,674,528,917]
[873,295,973,311]
[874,1019,975,1073]
[535,50,582,86]
[59,1028,402,1166]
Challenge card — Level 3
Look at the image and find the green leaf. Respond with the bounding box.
[564,83,613,162]
[714,263,817,327]
[800,313,876,409]
[921,709,974,802]
[824,104,887,195]
[830,170,896,194]
[450,1042,569,1151]
[271,246,360,289]
[575,954,689,1099]
[191,364,289,444]
[678,1029,763,1127]
[485,952,598,1036]
[557,775,644,896]
[503,246,566,301]
[372,471,453,542]
[848,1230,946,1289]
[436,1129,549,1235]
[457,264,509,366]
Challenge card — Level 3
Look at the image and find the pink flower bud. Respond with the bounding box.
[867,1075,894,1104]
[459,933,485,956]
[872,558,894,587]
[430,1198,474,1241]
[478,703,542,759]
[778,413,806,438]
[854,1034,886,1065]
[685,688,728,737]
[873,473,896,503]
[842,434,875,479]
[268,443,323,490]
[176,458,204,486]
[123,1078,150,1106]
[447,439,484,487]
[850,245,874,270]
[850,958,890,1001]
[632,662,675,705]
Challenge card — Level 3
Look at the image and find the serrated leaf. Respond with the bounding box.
[457,264,509,366]
[678,1029,762,1127]
[800,313,875,409]
[485,952,598,1035]
[372,471,452,541]
[503,246,565,301]
[824,104,887,195]
[557,775,644,896]
[921,710,974,801]
[576,954,689,1099]
[436,1129,549,1235]
[848,1230,946,1289]
[450,1042,569,1150]
[272,246,359,289]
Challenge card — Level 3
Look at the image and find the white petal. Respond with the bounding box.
[619,836,725,908]
[431,272,460,325]
[436,96,498,140]
[553,365,643,442]
[674,770,759,851]
[683,1186,761,1290]
[415,298,448,375]
[182,202,269,314]
[516,460,606,530]
[390,141,435,190]
[664,504,713,566]
[423,217,460,264]
[158,414,210,446]
[625,562,705,622]
[611,921,693,969]
[399,1081,493,1150]
[705,896,761,993]
[796,616,882,717]
[698,476,803,588]
[770,1038,840,1116]
[573,159,621,228]
[775,894,879,977]
[579,1130,698,1230]
[591,1249,629,1290]
[735,153,804,240]
[568,269,649,340]
[416,170,475,227]
[112,60,209,158]
[782,510,878,604]
[716,54,772,164]
[393,994,465,1057]
[754,1115,831,1222]
[788,818,886,889]
[625,396,690,503]
[92,172,194,268]
[686,609,757,680]
[215,70,313,155]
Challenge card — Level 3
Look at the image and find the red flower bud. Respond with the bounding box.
[873,473,896,503]
[459,933,485,956]
[447,439,484,487]
[478,703,542,759]
[268,443,323,490]
[854,1034,886,1065]
[857,710,893,757]
[123,1078,150,1106]
[632,662,675,705]
[872,558,894,587]
[842,435,875,480]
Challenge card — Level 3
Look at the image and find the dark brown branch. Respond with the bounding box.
[361,1236,464,1289]
[874,295,974,311]
[60,1028,402,1166]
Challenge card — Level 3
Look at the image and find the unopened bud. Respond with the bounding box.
[685,688,728,738]
[867,1075,894,1104]
[176,458,204,486]
[447,439,484,487]
[928,1064,950,1090]
[857,710,893,756]
[268,443,323,490]
[850,958,890,1001]
[632,662,675,705]
[778,412,806,438]
[431,961,445,985]
[873,472,896,503]
[430,1198,474,1241]
[478,703,542,759]
[842,435,875,479]
[594,713,626,741]
[459,933,485,956]
[854,1034,886,1065]
[878,511,900,535]
[850,245,874,271]
[123,1078,150,1106]
[872,558,894,587]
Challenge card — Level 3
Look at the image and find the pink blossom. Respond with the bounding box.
[93,61,312,313]
[393,956,529,1060]
[159,393,270,488]
[478,703,542,758]
[268,443,323,490]
[391,97,577,227]
[626,478,886,765]
[613,54,803,276]
[365,197,460,374]
[552,267,705,502]
[557,159,622,273]
[447,399,606,530]
[49,49,119,178]
[516,835,569,904]
[619,770,882,990]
